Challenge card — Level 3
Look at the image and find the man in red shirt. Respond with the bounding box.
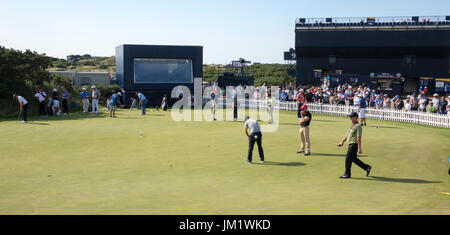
[296,89,305,119]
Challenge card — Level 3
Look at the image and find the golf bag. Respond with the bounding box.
[130,98,138,109]
[161,97,168,111]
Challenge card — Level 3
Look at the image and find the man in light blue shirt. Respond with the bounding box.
[136,92,148,115]
[109,92,122,118]
[80,88,90,113]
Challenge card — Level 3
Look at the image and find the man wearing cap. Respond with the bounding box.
[109,92,122,118]
[244,116,264,164]
[80,88,90,113]
[431,94,440,113]
[136,91,148,115]
[338,112,372,179]
[91,86,101,114]
[297,104,312,156]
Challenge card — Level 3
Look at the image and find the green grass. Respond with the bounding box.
[0,109,449,215]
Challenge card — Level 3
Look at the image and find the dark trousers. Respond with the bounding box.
[38,101,46,116]
[248,132,264,162]
[345,144,368,176]
[233,103,238,120]
[22,104,28,122]
[62,99,69,114]
[297,103,303,119]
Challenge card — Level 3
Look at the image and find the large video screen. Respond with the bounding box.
[134,58,193,84]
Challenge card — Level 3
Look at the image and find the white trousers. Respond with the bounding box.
[82,99,90,113]
[91,99,99,113]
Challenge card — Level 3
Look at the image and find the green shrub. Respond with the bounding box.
[51,74,75,92]
[96,84,121,103]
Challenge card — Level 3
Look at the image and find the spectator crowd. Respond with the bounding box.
[13,82,450,124]
[276,83,449,115]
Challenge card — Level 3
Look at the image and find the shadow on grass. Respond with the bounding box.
[368,125,402,129]
[27,123,50,126]
[7,112,110,123]
[313,153,368,158]
[279,120,336,126]
[253,161,306,167]
[279,123,299,126]
[148,113,167,117]
[352,176,442,184]
[313,120,337,123]
[119,116,147,120]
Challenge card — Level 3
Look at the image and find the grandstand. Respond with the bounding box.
[295,16,450,95]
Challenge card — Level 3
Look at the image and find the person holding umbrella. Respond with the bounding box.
[13,94,29,124]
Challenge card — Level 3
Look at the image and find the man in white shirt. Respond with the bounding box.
[91,86,101,114]
[432,94,440,111]
[34,89,47,116]
[244,116,265,164]
[13,94,29,123]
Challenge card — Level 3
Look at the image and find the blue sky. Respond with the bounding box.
[1,0,449,64]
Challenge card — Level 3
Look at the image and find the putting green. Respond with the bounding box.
[0,109,449,214]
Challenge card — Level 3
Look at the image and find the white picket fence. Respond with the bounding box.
[279,102,450,128]
[215,98,450,128]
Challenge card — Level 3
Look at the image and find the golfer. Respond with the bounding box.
[13,94,28,123]
[109,92,122,118]
[136,92,148,115]
[298,104,312,156]
[338,112,372,179]
[244,116,264,164]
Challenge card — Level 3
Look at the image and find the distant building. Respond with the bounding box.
[49,71,110,87]
[116,44,203,106]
